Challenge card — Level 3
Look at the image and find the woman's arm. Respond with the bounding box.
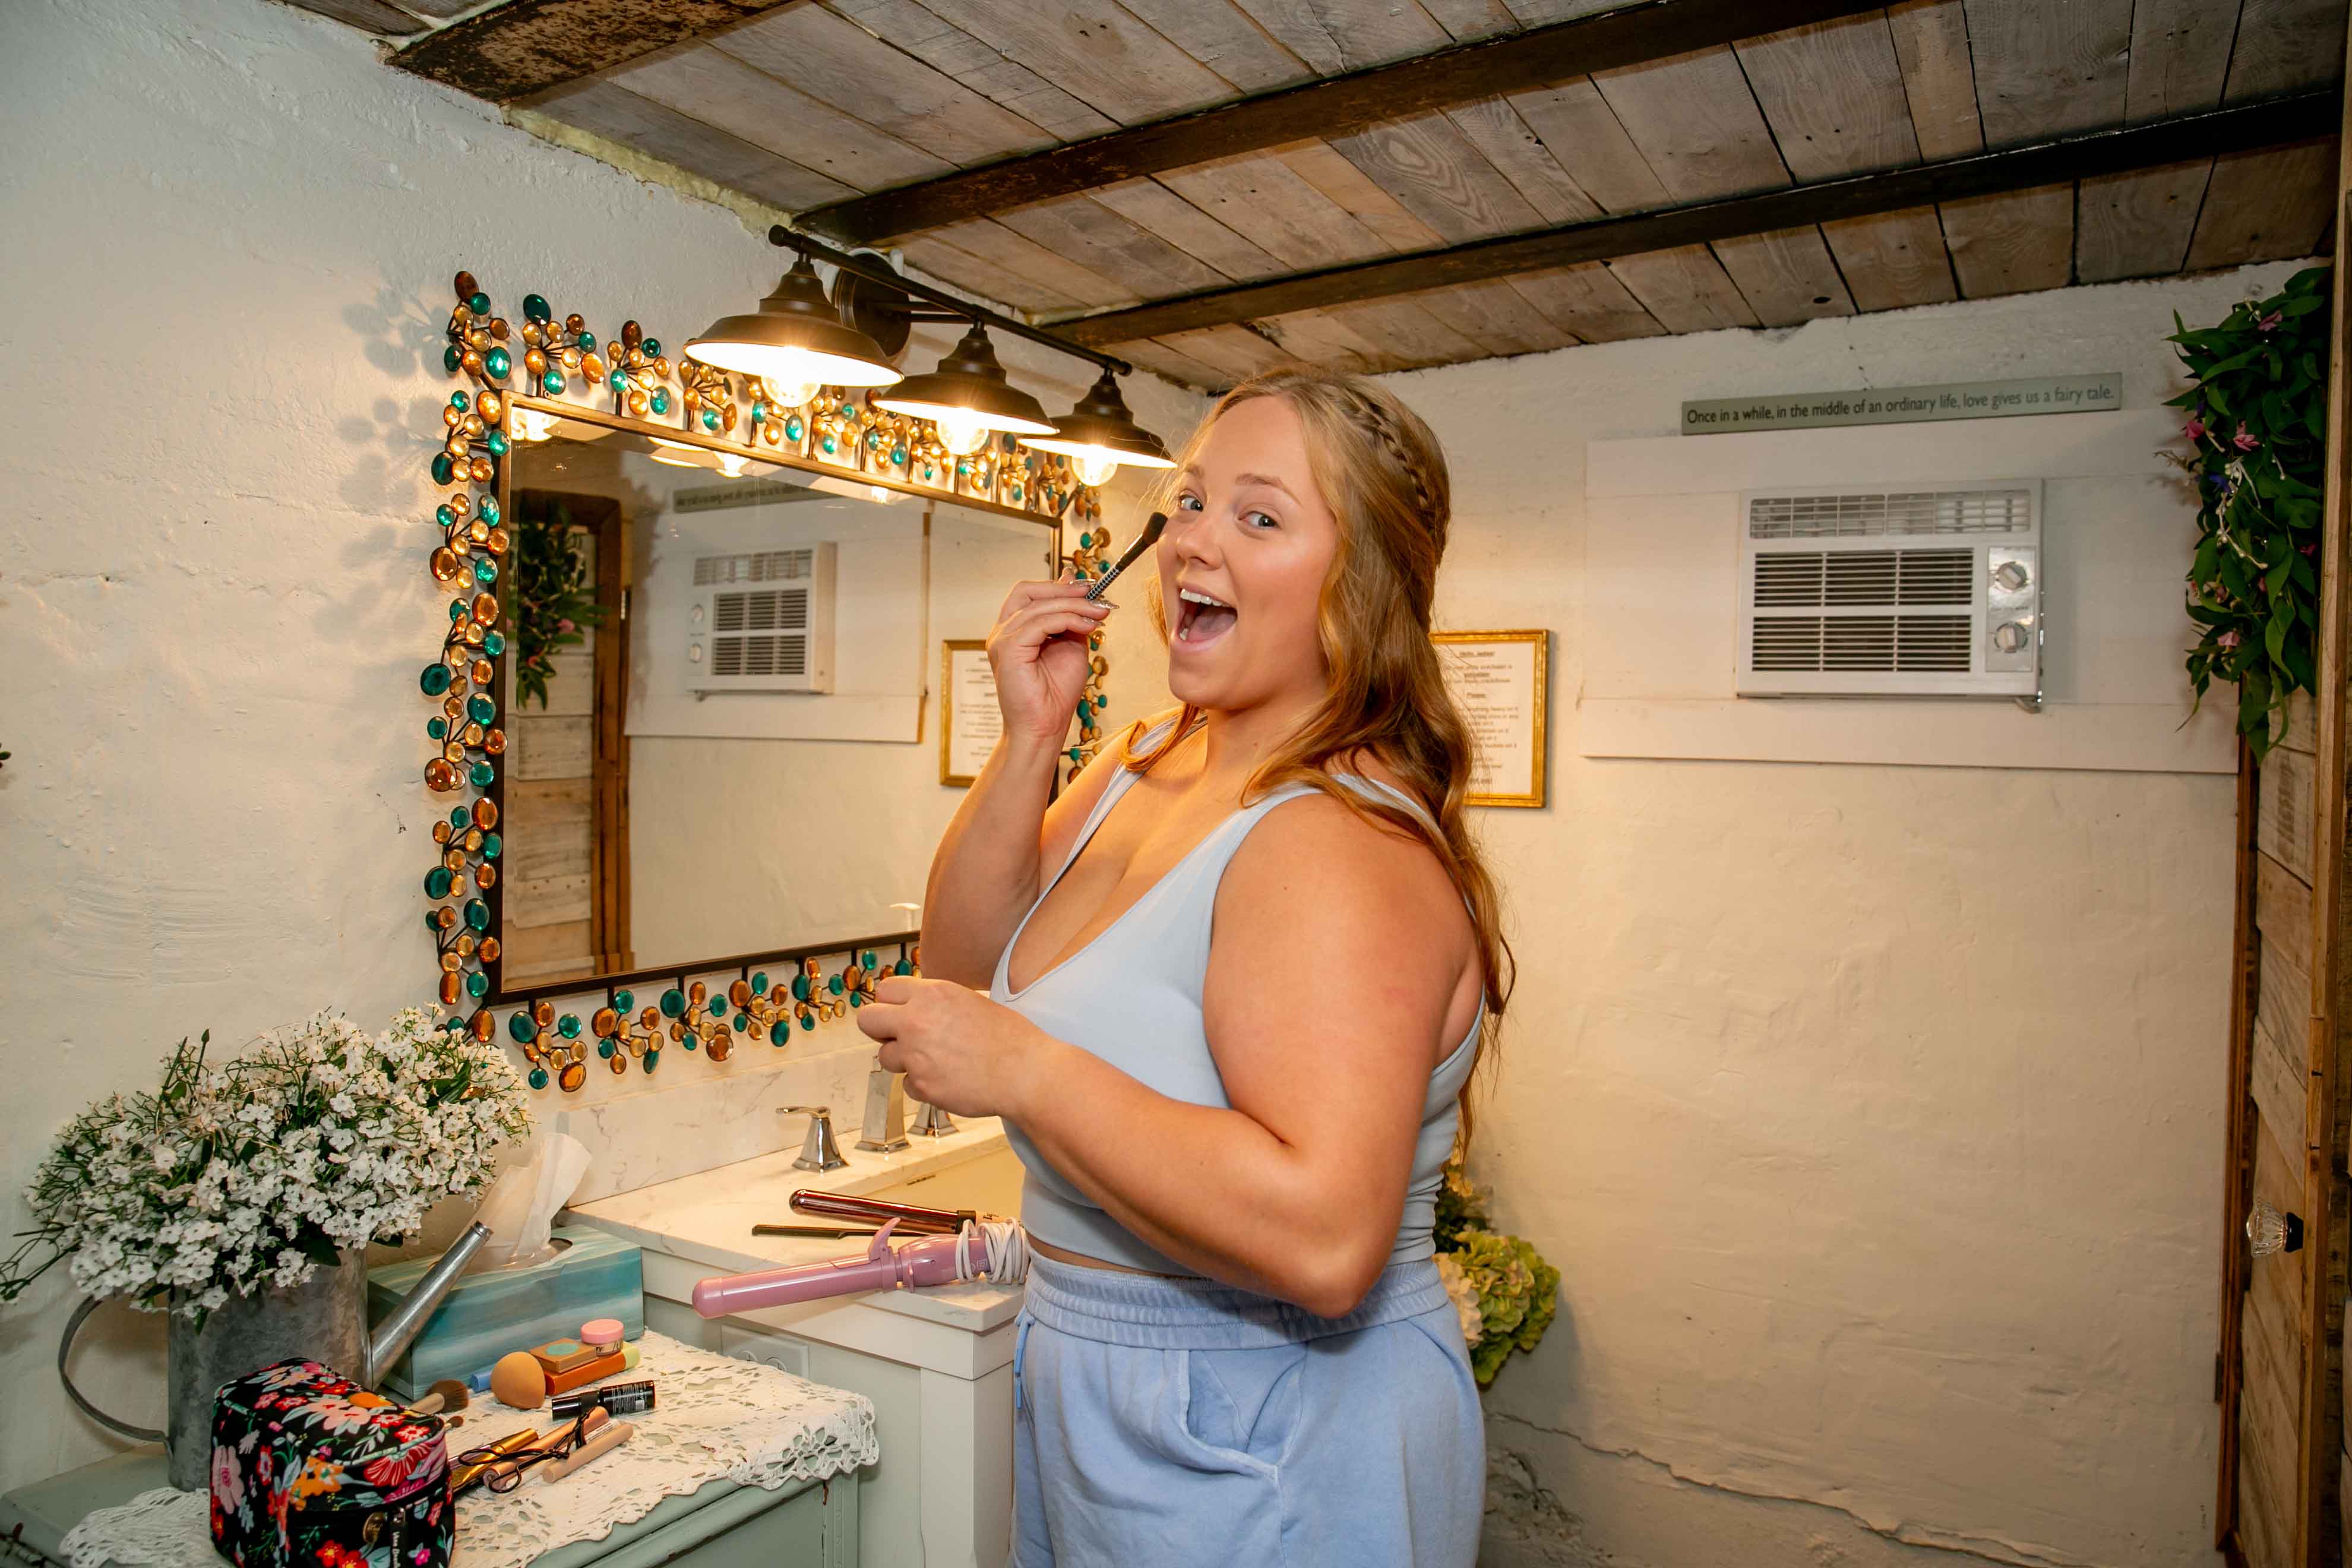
[999,793,1471,1316]
[916,573,1117,988]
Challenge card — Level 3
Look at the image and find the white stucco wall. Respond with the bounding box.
[0,0,1199,1491]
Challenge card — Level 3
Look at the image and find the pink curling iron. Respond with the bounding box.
[691,1215,1029,1317]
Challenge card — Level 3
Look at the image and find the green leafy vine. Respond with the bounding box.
[2165,265,2331,758]
[511,495,606,710]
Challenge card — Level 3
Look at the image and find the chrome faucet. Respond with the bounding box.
[782,1105,847,1171]
[909,1098,957,1138]
[858,1061,910,1152]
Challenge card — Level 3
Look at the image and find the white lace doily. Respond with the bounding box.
[59,1332,878,1568]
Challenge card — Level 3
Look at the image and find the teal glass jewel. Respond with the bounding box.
[895,959,913,976]
[644,1048,660,1072]
[848,992,864,1009]
[467,291,491,316]
[862,951,878,970]
[466,899,491,931]
[734,1013,751,1032]
[467,970,488,998]
[473,558,497,586]
[614,988,634,1011]
[426,717,447,741]
[820,435,836,454]
[922,464,936,480]
[578,331,596,352]
[703,409,719,431]
[432,454,454,485]
[480,497,500,524]
[508,1011,536,1044]
[436,504,456,529]
[792,975,811,1001]
[482,832,502,859]
[468,694,495,725]
[956,461,969,477]
[558,1013,582,1039]
[450,391,470,413]
[469,760,494,788]
[643,338,661,356]
[660,988,686,1018]
[523,294,551,323]
[1009,485,1022,501]
[784,416,803,441]
[487,431,509,457]
[528,1066,549,1090]
[681,1033,698,1052]
[752,972,769,995]
[800,1013,816,1032]
[423,867,454,899]
[444,345,461,374]
[750,401,765,422]
[609,369,626,393]
[651,390,671,416]
[542,371,566,396]
[450,807,470,829]
[891,446,907,464]
[770,1021,790,1046]
[485,347,511,380]
[483,630,507,657]
[419,663,453,696]
[827,974,843,996]
[839,401,855,418]
[598,1039,616,1059]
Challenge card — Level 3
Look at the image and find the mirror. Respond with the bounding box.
[489,402,1055,997]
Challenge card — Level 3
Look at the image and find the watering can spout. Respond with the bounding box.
[366,1220,491,1386]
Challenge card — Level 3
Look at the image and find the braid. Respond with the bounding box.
[1351,387,1440,528]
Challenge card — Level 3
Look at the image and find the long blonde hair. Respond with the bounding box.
[1122,364,1513,1150]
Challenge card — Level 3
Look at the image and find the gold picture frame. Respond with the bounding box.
[1432,629,1550,809]
[940,639,998,787]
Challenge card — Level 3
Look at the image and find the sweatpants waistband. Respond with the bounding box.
[1020,1253,1452,1349]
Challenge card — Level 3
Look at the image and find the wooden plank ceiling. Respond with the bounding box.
[311,0,2350,390]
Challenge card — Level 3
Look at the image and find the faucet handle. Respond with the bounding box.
[782,1106,847,1172]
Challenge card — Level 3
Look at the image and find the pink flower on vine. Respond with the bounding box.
[2234,423,2259,451]
[558,618,576,634]
[2218,630,2242,649]
[2258,311,2283,332]
[2184,416,2207,440]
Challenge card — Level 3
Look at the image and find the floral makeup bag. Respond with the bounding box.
[210,1360,451,1568]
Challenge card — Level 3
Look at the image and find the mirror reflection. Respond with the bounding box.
[496,413,1051,991]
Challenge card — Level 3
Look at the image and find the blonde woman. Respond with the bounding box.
[858,365,1512,1567]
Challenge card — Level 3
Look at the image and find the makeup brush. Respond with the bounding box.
[1083,512,1165,604]
[403,1379,472,1420]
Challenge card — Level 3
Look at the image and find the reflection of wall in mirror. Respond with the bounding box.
[626,497,1047,969]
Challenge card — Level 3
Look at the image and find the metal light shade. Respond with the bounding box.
[1020,370,1175,470]
[874,324,1056,437]
[684,258,903,388]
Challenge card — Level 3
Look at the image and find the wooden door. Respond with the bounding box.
[2221,65,2352,1560]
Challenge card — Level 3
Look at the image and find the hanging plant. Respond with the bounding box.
[511,495,605,710]
[1432,1153,1560,1387]
[2164,265,2331,758]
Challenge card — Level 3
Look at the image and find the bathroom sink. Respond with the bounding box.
[861,1144,1025,1218]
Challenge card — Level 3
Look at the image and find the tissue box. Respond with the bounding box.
[366,1224,641,1402]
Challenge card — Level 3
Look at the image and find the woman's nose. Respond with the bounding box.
[1162,506,1218,567]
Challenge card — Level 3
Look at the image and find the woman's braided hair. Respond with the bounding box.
[1125,363,1510,1150]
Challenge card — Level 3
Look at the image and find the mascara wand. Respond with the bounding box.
[1083,512,1166,603]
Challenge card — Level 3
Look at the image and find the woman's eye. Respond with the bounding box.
[1175,492,1203,511]
[1244,510,1278,530]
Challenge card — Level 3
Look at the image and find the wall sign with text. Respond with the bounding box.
[940,640,1000,787]
[1433,630,1549,809]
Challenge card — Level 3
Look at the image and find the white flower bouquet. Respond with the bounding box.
[0,1008,529,1320]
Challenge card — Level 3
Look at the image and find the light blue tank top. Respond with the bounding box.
[992,718,1482,1278]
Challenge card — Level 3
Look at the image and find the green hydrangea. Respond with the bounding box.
[1431,1153,1559,1387]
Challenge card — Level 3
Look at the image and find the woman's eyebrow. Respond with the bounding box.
[1231,472,1300,502]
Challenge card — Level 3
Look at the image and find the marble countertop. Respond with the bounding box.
[565,1118,1025,1332]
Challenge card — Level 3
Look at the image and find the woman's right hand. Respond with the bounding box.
[987,573,1112,744]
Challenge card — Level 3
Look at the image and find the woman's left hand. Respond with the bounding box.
[855,976,1055,1120]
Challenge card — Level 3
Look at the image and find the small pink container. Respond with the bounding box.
[580,1317,625,1353]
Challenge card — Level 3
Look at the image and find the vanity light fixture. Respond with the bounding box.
[1020,369,1176,485]
[684,256,904,409]
[646,437,704,469]
[515,407,558,443]
[874,323,1055,457]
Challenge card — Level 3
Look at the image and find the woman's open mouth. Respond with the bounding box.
[1176,587,1237,647]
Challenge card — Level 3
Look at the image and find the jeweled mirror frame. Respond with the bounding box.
[419,270,1121,1095]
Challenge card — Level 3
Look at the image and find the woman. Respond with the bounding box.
[856,364,1513,1567]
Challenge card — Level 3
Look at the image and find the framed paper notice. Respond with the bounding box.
[1433,630,1548,808]
[941,640,1001,786]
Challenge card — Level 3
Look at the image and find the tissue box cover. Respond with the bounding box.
[366,1224,642,1402]
[209,1359,450,1568]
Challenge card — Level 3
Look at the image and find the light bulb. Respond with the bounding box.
[717,454,751,478]
[517,409,557,442]
[766,377,823,410]
[934,407,994,457]
[1071,449,1121,486]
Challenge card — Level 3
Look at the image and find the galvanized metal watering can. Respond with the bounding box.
[60,1221,490,1490]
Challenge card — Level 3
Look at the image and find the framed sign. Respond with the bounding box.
[941,640,1001,786]
[1433,630,1548,808]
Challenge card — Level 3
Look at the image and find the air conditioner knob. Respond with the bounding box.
[1992,560,2031,592]
[1992,621,2030,654]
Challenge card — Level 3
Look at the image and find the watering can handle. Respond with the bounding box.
[58,1295,165,1442]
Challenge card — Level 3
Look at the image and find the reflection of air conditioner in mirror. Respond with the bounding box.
[1736,482,2042,700]
[685,545,836,694]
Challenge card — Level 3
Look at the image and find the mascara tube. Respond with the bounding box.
[550,1379,657,1420]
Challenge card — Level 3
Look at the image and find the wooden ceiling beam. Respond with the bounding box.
[1054,90,2344,346]
[793,0,1891,246]
[388,0,815,105]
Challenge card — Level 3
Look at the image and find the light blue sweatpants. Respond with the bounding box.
[1010,1251,1485,1567]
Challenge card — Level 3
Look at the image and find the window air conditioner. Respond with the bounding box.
[685,545,837,694]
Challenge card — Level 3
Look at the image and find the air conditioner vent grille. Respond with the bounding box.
[694,548,815,586]
[1750,614,1975,674]
[710,634,810,678]
[711,587,810,634]
[1748,489,2032,539]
